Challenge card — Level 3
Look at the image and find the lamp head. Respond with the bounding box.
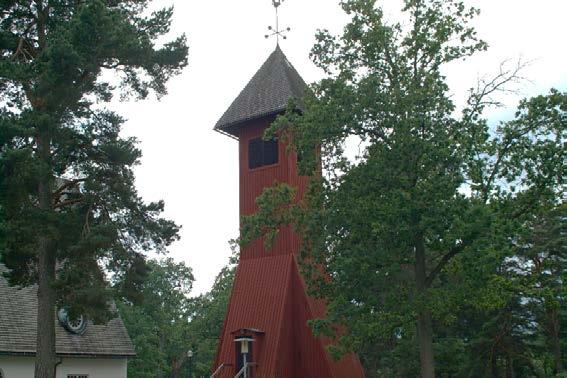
[235,337,254,354]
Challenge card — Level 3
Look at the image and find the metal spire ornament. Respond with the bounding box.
[265,0,290,44]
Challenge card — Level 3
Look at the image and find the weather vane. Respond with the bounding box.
[265,0,290,44]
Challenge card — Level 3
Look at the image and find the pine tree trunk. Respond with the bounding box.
[549,307,563,374]
[505,354,513,378]
[491,355,499,378]
[35,239,56,378]
[34,132,57,378]
[171,354,188,378]
[415,234,435,378]
[170,359,180,378]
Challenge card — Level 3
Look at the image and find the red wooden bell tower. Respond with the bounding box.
[212,46,365,378]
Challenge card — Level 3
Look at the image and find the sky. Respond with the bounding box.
[112,0,567,295]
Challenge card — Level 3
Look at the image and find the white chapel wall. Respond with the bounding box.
[0,357,34,378]
[0,356,127,378]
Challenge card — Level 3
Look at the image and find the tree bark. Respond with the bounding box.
[171,353,188,378]
[35,240,56,378]
[415,234,435,378]
[549,307,563,374]
[491,354,499,378]
[34,131,57,378]
[505,354,514,378]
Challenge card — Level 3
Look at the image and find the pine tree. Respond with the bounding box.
[0,1,188,377]
[515,203,566,375]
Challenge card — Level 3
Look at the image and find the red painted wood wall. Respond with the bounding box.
[238,115,308,261]
[213,115,365,378]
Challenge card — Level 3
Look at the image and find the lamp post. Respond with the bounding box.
[186,349,193,378]
[235,338,254,378]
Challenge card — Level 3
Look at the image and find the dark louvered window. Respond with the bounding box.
[248,138,278,169]
[249,138,263,169]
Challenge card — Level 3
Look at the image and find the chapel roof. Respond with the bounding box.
[0,264,136,358]
[214,45,308,137]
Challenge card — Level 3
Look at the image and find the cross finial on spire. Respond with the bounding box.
[265,0,290,44]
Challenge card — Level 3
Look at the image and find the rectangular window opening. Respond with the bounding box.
[248,138,278,169]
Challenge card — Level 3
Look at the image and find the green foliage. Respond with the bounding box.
[119,255,236,378]
[0,0,187,319]
[119,258,194,378]
[241,0,565,376]
[185,254,236,376]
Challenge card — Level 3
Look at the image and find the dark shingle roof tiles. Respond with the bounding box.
[0,264,135,357]
[214,45,308,136]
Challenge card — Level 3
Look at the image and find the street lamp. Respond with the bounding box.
[187,350,193,378]
[235,338,254,378]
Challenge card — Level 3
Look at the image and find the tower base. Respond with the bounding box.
[213,254,365,378]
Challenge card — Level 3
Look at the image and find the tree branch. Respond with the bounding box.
[425,240,470,287]
[53,198,84,209]
[463,59,528,124]
[481,122,540,201]
[82,203,93,238]
[53,178,87,198]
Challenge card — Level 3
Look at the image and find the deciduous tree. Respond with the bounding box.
[120,255,236,378]
[241,1,565,376]
[119,258,195,378]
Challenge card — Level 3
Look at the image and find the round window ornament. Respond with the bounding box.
[57,309,87,335]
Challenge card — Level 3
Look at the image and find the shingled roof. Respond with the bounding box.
[0,264,135,357]
[214,45,308,137]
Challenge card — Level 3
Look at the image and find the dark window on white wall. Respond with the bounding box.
[248,138,278,169]
[67,375,88,378]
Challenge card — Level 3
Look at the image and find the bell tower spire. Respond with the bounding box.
[265,0,291,44]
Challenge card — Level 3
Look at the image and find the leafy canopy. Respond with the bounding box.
[242,0,565,375]
[119,258,194,378]
[120,254,237,378]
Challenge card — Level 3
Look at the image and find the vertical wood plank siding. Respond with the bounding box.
[213,115,365,378]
